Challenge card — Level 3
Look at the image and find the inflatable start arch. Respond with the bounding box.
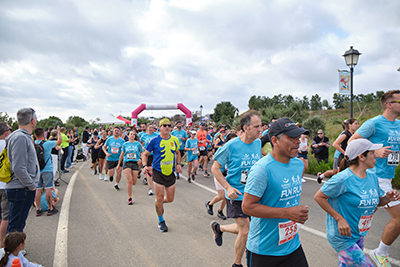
[131,103,192,126]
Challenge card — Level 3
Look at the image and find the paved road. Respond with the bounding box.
[22,161,400,267]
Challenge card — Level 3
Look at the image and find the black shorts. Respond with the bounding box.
[98,150,106,159]
[152,169,176,187]
[247,245,308,267]
[226,199,249,219]
[91,152,99,163]
[147,155,154,167]
[179,150,185,158]
[123,161,140,171]
[107,160,119,170]
[199,147,207,157]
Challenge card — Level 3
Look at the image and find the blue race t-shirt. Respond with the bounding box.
[356,115,400,179]
[140,132,158,156]
[262,129,269,136]
[146,135,180,175]
[214,137,261,201]
[35,140,56,173]
[185,138,199,162]
[40,190,57,211]
[171,129,188,150]
[321,168,385,252]
[122,141,143,162]
[207,134,213,150]
[245,154,304,256]
[104,136,125,161]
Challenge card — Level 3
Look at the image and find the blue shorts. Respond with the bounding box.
[297,153,308,160]
[37,172,54,189]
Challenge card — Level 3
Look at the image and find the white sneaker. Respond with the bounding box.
[369,249,392,267]
[302,178,307,183]
[104,175,108,181]
[71,162,77,165]
[148,189,153,196]
[99,174,103,180]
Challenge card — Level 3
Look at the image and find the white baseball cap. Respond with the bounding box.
[345,139,383,160]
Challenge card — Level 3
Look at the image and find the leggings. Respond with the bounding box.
[338,236,373,267]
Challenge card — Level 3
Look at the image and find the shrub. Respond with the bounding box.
[303,115,325,138]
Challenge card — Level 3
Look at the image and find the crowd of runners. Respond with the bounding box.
[2,90,400,266]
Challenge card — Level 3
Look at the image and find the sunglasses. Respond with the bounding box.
[318,132,323,135]
[30,108,36,122]
[161,124,171,127]
[388,100,400,104]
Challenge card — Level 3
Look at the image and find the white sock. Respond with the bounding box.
[376,241,390,255]
[115,182,118,186]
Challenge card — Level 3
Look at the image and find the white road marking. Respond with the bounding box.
[180,173,400,266]
[53,163,86,267]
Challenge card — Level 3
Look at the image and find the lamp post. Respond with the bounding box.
[342,46,361,118]
[200,105,203,118]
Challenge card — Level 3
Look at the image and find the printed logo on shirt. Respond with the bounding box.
[358,188,379,208]
[388,130,400,150]
[280,175,302,202]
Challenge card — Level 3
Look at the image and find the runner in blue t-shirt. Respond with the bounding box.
[184,131,198,183]
[242,118,309,267]
[348,90,400,266]
[140,124,158,195]
[315,139,400,266]
[210,113,262,267]
[103,127,125,191]
[34,127,62,217]
[171,121,188,179]
[117,131,143,205]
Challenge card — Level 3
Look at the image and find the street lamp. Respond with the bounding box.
[342,46,361,118]
[200,105,203,118]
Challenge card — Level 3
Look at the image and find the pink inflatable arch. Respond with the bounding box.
[131,103,192,126]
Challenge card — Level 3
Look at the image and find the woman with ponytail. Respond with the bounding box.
[0,232,42,267]
[314,139,400,266]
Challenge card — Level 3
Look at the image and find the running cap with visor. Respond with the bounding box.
[159,118,171,126]
[268,118,309,139]
[190,130,196,134]
[345,139,383,161]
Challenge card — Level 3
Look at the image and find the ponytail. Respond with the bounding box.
[0,232,26,267]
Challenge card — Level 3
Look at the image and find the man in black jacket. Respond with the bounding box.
[81,126,90,160]
[311,130,330,163]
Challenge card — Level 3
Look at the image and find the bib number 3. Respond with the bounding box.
[387,151,400,166]
[278,221,300,245]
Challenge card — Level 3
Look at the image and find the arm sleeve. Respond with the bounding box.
[356,119,376,139]
[9,138,36,190]
[245,163,269,197]
[321,176,346,199]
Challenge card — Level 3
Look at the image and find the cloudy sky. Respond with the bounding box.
[1,0,399,123]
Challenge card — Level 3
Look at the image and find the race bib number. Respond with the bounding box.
[241,171,248,184]
[199,146,206,151]
[193,147,199,155]
[111,147,119,154]
[278,221,300,245]
[387,151,400,166]
[358,215,373,233]
[126,153,136,160]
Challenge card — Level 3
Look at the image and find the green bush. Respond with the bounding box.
[394,167,400,189]
[306,154,333,175]
[303,115,325,138]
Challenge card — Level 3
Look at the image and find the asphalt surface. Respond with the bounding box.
[22,160,400,267]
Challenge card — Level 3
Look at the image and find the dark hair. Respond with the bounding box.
[240,113,259,131]
[128,130,139,141]
[0,122,9,136]
[34,127,45,137]
[338,150,370,172]
[225,133,237,142]
[0,232,26,267]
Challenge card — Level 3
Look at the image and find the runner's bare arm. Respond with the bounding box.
[211,161,240,199]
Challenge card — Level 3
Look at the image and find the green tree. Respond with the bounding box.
[322,99,331,110]
[0,112,18,130]
[213,102,238,125]
[301,96,310,110]
[37,116,64,129]
[333,93,350,109]
[303,115,325,138]
[310,94,322,111]
[66,116,88,129]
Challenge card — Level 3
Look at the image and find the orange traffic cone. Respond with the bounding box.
[11,258,21,267]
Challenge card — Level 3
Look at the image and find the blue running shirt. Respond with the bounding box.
[356,115,400,179]
[104,137,125,161]
[122,141,143,162]
[171,129,188,150]
[245,154,304,256]
[34,140,56,173]
[214,137,261,201]
[140,132,158,156]
[321,168,385,252]
[146,135,180,176]
[185,138,199,162]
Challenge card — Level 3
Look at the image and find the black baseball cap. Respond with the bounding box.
[268,118,309,138]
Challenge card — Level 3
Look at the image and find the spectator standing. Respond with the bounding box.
[5,108,39,233]
[312,130,330,163]
[0,122,11,246]
[59,128,71,174]
[81,126,90,160]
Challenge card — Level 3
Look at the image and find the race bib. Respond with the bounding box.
[358,215,373,233]
[241,171,248,184]
[193,147,199,155]
[199,146,206,151]
[387,151,400,166]
[111,147,119,154]
[278,221,300,245]
[126,153,136,160]
[179,141,183,147]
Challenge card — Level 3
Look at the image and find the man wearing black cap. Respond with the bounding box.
[242,118,309,267]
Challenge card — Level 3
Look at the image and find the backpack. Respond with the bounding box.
[0,148,13,183]
[35,140,50,171]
